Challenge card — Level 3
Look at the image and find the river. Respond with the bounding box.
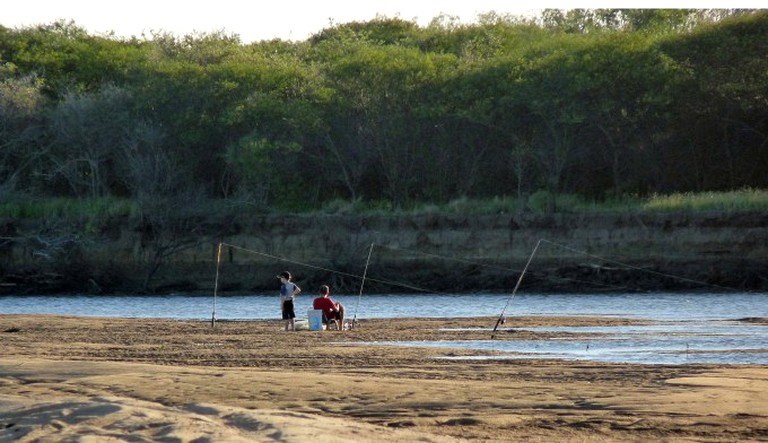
[1,291,765,320]
[2,292,767,365]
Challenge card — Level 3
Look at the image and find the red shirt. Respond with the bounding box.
[313,296,337,317]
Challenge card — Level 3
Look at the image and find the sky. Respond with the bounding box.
[3,1,763,43]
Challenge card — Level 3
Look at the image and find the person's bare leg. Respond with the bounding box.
[337,304,345,331]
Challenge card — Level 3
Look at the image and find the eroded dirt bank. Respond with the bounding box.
[1,211,766,294]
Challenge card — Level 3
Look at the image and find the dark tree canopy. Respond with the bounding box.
[0,10,766,212]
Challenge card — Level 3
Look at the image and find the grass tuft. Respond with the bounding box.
[0,197,138,219]
[643,188,768,212]
[2,189,767,220]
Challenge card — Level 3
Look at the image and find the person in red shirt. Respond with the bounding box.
[312,285,345,331]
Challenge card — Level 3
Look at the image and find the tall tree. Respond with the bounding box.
[47,84,133,197]
[0,64,47,196]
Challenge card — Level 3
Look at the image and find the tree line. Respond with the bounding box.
[1,9,767,214]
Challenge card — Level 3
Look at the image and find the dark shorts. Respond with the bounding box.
[322,304,344,323]
[282,299,295,320]
[322,311,340,323]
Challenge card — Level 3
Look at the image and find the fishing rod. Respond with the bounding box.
[211,242,223,328]
[491,239,542,339]
[352,243,375,329]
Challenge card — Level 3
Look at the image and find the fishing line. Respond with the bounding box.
[212,242,460,320]
[374,243,637,293]
[221,242,449,293]
[221,242,362,279]
[213,238,743,325]
[488,238,745,338]
[374,243,524,274]
[537,239,745,293]
[379,240,746,293]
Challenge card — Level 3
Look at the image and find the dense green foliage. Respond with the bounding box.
[1,9,767,214]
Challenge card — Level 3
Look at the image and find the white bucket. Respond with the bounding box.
[307,309,324,331]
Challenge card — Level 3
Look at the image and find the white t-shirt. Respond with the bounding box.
[280,282,297,302]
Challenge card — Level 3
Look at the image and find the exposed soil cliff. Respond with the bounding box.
[1,211,766,294]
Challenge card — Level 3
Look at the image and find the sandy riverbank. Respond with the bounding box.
[1,314,767,442]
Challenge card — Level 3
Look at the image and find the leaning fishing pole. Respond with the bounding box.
[211,242,223,328]
[352,243,375,330]
[491,239,542,339]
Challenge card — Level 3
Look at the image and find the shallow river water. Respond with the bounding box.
[2,292,767,365]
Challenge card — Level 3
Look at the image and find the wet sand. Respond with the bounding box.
[1,314,767,442]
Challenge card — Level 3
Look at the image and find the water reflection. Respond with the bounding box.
[435,352,768,365]
[371,320,768,365]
